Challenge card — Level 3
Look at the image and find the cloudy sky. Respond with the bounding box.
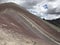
[26,0,60,20]
[0,0,60,20]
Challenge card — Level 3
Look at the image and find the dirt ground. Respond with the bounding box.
[0,3,58,45]
[0,9,52,45]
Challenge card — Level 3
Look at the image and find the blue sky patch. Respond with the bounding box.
[43,4,48,9]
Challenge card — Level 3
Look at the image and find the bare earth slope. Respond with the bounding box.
[0,8,54,45]
[0,3,59,45]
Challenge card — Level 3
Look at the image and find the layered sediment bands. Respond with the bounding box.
[0,9,40,39]
[0,9,50,45]
[0,8,52,45]
[0,3,59,45]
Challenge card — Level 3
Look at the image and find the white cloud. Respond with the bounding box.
[27,0,60,20]
[0,0,60,20]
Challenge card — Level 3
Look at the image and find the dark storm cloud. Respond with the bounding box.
[21,0,43,9]
[47,8,56,14]
[47,8,60,14]
[22,1,37,8]
[48,0,56,2]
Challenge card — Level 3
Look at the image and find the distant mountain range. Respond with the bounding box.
[45,18,60,28]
